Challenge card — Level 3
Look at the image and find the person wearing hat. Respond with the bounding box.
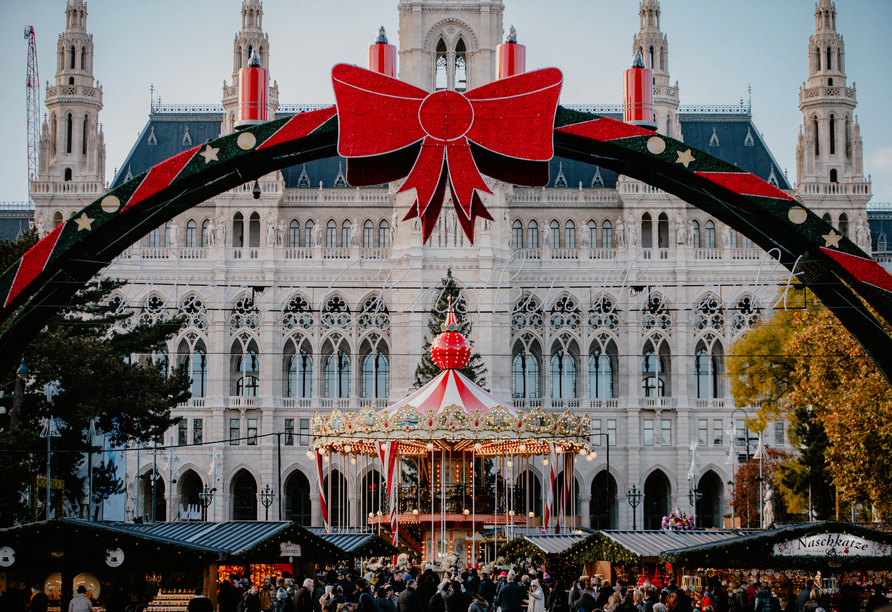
[273,588,297,612]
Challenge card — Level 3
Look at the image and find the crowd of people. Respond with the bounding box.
[198,565,892,612]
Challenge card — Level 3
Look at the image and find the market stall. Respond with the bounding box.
[498,533,589,582]
[566,529,742,587]
[658,521,892,609]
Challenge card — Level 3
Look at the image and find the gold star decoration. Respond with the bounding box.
[823,230,842,248]
[200,145,219,163]
[676,149,696,168]
[74,213,94,231]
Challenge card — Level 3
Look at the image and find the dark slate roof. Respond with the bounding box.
[868,207,892,252]
[111,110,791,191]
[0,208,35,242]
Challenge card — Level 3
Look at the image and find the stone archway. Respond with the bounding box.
[231,469,258,520]
[643,469,671,530]
[284,469,312,525]
[590,470,617,530]
[697,470,725,529]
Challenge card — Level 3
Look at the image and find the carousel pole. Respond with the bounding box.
[430,445,435,562]
[471,446,476,565]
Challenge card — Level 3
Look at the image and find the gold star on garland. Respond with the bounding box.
[676,149,696,168]
[200,145,219,163]
[823,230,842,248]
[74,213,94,231]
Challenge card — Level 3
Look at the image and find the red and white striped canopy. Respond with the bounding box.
[382,369,516,419]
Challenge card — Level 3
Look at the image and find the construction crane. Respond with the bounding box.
[25,26,39,205]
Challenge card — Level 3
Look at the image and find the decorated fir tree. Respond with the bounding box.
[413,269,488,389]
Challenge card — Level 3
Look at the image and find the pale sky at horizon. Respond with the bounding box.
[1,0,890,205]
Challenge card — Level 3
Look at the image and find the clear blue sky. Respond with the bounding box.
[1,0,889,204]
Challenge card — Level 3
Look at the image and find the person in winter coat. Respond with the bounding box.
[429,581,449,612]
[547,582,569,612]
[377,588,398,612]
[444,581,469,612]
[497,578,528,612]
[324,586,347,612]
[186,586,214,612]
[68,586,94,612]
[479,572,497,609]
[398,581,424,612]
[469,592,489,612]
[273,589,298,612]
[753,585,773,612]
[528,581,545,612]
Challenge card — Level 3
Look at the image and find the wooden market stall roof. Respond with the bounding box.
[567,530,742,565]
[658,521,892,571]
[306,528,400,557]
[498,533,590,563]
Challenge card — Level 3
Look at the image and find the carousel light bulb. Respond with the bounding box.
[369,512,374,518]
[306,450,314,459]
[413,509,419,515]
[351,458,356,465]
[506,460,513,467]
[319,448,327,455]
[323,455,330,463]
[590,451,597,459]
[542,458,548,465]
[586,454,594,462]
[377,510,383,516]
[579,448,588,457]
[344,445,352,453]
[518,443,527,453]
[463,509,470,515]
[528,511,534,517]
[509,510,515,516]
[426,442,435,450]
[556,445,563,454]
[474,442,483,451]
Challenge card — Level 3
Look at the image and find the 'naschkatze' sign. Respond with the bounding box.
[773,533,890,557]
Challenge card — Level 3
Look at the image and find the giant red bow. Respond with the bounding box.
[332,64,563,243]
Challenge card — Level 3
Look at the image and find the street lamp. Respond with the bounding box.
[40,381,62,521]
[590,433,611,528]
[260,484,275,521]
[198,486,216,522]
[688,487,702,525]
[627,485,642,531]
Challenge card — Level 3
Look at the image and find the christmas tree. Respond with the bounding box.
[413,269,488,389]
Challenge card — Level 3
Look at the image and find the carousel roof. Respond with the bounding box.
[386,368,516,418]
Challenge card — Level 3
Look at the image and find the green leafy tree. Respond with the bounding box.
[774,405,835,520]
[413,269,488,389]
[0,233,191,525]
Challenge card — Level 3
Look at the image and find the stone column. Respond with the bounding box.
[579,494,592,528]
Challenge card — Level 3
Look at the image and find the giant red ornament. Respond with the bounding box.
[430,301,472,370]
[332,64,563,243]
[236,49,269,129]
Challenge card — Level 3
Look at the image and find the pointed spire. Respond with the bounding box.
[744,127,755,147]
[297,164,310,188]
[592,166,604,188]
[709,127,720,147]
[554,161,567,188]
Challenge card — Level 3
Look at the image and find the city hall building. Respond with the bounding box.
[30,0,874,534]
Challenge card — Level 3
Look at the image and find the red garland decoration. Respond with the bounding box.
[122,145,201,213]
[695,171,793,201]
[4,224,64,308]
[332,64,563,243]
[821,247,892,293]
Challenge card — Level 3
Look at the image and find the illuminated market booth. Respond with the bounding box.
[312,304,592,565]
[658,522,892,608]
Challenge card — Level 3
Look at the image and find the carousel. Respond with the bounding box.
[311,303,592,567]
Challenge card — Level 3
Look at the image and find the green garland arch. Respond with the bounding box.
[1,106,891,383]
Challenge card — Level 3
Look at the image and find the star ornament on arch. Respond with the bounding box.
[332,64,563,243]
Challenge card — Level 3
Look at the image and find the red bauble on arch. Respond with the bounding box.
[430,301,472,370]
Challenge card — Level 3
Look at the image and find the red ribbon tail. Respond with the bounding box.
[398,138,448,243]
[446,142,493,245]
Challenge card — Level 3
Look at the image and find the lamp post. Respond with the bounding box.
[260,484,275,521]
[40,381,61,521]
[198,485,216,522]
[10,358,28,428]
[587,432,611,528]
[627,485,642,531]
[688,487,702,524]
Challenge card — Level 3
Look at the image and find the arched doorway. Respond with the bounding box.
[697,470,725,529]
[323,470,348,527]
[140,470,166,522]
[232,470,258,520]
[553,472,582,520]
[178,469,202,515]
[515,469,542,519]
[643,470,671,530]
[285,470,312,525]
[590,470,617,529]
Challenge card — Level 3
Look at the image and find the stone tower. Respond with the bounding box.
[632,0,682,139]
[222,0,279,135]
[796,0,864,186]
[33,0,106,232]
[397,0,504,92]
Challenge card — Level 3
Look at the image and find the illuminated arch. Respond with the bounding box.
[1,105,892,384]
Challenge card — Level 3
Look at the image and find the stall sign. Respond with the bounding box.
[106,548,125,567]
[279,541,301,557]
[773,534,890,557]
[0,546,14,567]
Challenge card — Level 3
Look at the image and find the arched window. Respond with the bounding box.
[231,470,257,520]
[602,220,613,248]
[66,113,73,154]
[81,47,86,70]
[658,212,669,248]
[341,220,352,247]
[827,46,832,71]
[362,350,389,399]
[691,220,701,248]
[695,345,720,399]
[589,343,617,399]
[285,342,313,398]
[178,338,208,398]
[248,212,260,247]
[164,221,172,247]
[326,220,337,247]
[828,78,833,86]
[550,349,577,399]
[70,46,76,70]
[231,334,260,397]
[815,47,821,72]
[641,213,653,248]
[186,220,197,247]
[649,45,654,69]
[435,39,448,91]
[379,220,390,248]
[53,212,63,228]
[822,212,832,224]
[64,168,72,181]
[512,220,524,248]
[829,115,836,155]
[565,220,576,249]
[325,349,351,398]
[642,336,671,397]
[550,220,561,247]
[839,213,849,237]
[305,220,315,247]
[587,220,597,248]
[455,38,467,92]
[705,220,716,248]
[363,220,374,248]
[82,115,88,154]
[659,48,665,71]
[201,219,210,247]
[290,219,300,247]
[814,117,820,156]
[528,220,539,249]
[285,471,312,525]
[512,348,540,399]
[845,116,852,159]
[830,169,838,183]
[233,212,244,247]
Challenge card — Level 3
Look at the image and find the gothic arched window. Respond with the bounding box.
[513,220,524,248]
[82,115,88,155]
[66,113,73,154]
[512,348,540,399]
[186,220,197,248]
[284,336,313,398]
[550,220,560,248]
[362,349,389,399]
[829,115,836,155]
[589,339,617,399]
[587,220,597,248]
[70,46,76,70]
[691,220,701,248]
[814,117,820,156]
[839,213,849,237]
[641,213,653,248]
[305,220,315,247]
[826,46,832,71]
[363,220,374,248]
[528,220,539,249]
[81,47,86,70]
[642,336,671,397]
[602,219,613,248]
[455,38,468,92]
[705,220,716,248]
[341,220,352,248]
[435,39,448,91]
[551,349,577,399]
[231,336,260,397]
[325,349,351,398]
[326,220,337,248]
[379,220,390,248]
[201,219,210,247]
[290,219,300,247]
[565,220,576,249]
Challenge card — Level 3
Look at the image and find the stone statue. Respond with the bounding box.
[265,217,277,246]
[168,221,180,248]
[205,220,215,247]
[312,221,323,247]
[216,217,226,247]
[277,220,286,246]
[615,217,626,247]
[432,214,442,247]
[687,221,697,247]
[412,217,421,232]
[351,218,360,246]
[390,210,398,243]
[580,224,590,248]
[763,483,776,528]
[446,209,457,244]
[35,217,46,239]
[721,224,731,248]
[856,215,870,249]
[675,212,686,245]
[504,211,514,242]
[543,221,552,247]
[627,216,638,248]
